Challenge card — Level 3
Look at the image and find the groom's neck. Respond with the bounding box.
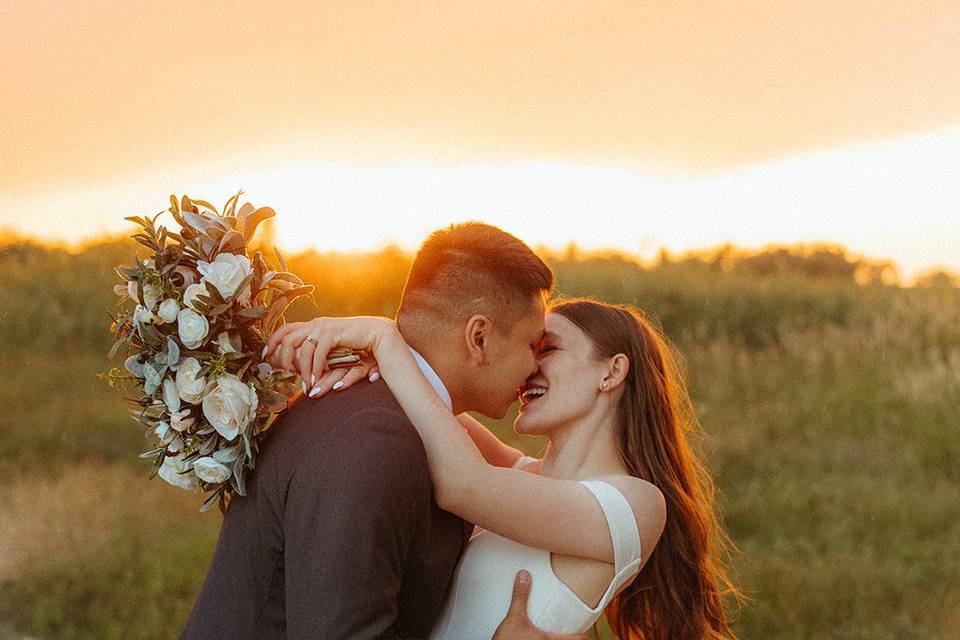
[398,324,466,414]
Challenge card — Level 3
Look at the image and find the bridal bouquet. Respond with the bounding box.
[104,193,358,512]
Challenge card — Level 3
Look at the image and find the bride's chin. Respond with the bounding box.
[513,414,541,436]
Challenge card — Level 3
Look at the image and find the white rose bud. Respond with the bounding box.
[256,362,273,381]
[197,253,253,301]
[142,283,162,310]
[169,408,195,432]
[158,453,199,491]
[177,308,209,349]
[202,373,259,441]
[157,298,180,323]
[192,456,233,484]
[175,357,206,404]
[216,331,238,355]
[162,378,181,413]
[133,304,157,326]
[183,282,210,312]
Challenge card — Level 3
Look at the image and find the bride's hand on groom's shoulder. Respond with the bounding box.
[264,316,395,398]
[492,571,589,640]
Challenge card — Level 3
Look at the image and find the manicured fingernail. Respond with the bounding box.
[332,380,344,390]
[368,372,380,383]
[308,386,322,398]
[301,382,307,394]
[262,345,269,358]
[311,374,316,386]
[517,570,530,587]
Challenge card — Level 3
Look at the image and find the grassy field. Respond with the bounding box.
[0,237,958,638]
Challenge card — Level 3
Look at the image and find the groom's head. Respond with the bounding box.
[397,222,553,418]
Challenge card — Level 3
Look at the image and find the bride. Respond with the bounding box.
[267,299,740,639]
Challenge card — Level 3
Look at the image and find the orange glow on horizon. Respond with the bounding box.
[1,2,957,283]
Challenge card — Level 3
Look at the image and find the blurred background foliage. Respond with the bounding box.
[0,227,958,639]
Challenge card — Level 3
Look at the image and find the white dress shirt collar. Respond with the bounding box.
[409,347,453,412]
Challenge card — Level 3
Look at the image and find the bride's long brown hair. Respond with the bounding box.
[550,299,742,640]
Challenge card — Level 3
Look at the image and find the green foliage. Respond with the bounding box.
[0,237,957,638]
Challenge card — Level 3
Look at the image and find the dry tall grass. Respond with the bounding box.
[0,238,957,638]
[0,463,209,582]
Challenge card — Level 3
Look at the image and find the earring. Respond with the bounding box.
[600,382,608,390]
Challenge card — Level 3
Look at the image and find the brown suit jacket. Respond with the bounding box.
[181,381,471,639]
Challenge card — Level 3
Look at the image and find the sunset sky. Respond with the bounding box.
[2,1,958,279]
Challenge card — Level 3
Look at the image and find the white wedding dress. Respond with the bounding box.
[429,458,643,639]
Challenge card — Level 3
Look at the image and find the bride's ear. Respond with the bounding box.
[602,354,630,391]
[464,314,491,365]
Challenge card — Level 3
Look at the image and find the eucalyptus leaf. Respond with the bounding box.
[224,190,242,218]
[182,211,212,234]
[274,246,287,272]
[240,206,276,243]
[218,230,246,254]
[238,307,267,319]
[199,437,217,455]
[166,337,181,367]
[107,336,127,360]
[191,198,219,214]
[199,489,221,513]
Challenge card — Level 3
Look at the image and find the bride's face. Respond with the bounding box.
[514,312,609,436]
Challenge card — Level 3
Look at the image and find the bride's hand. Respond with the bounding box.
[264,316,395,397]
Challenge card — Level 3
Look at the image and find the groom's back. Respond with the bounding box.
[182,381,469,639]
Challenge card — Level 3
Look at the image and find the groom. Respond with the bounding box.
[182,223,573,639]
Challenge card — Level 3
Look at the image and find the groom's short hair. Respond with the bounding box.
[397,222,553,335]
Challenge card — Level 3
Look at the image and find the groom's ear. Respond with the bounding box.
[464,314,491,365]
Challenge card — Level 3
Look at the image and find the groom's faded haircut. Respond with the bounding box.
[397,222,553,337]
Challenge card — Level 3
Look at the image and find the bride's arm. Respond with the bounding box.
[268,317,631,563]
[455,413,530,469]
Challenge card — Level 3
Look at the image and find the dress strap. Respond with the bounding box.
[578,480,642,575]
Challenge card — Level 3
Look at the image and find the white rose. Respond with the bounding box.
[193,456,233,484]
[143,283,161,310]
[157,298,180,323]
[133,304,158,326]
[197,253,253,301]
[216,331,238,355]
[183,282,210,312]
[202,373,259,441]
[177,308,209,349]
[157,453,198,491]
[162,378,181,413]
[127,280,160,309]
[169,408,195,432]
[175,357,206,404]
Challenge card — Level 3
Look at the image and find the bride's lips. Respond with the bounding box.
[518,383,548,408]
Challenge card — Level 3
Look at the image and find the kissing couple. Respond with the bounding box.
[181,223,738,639]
